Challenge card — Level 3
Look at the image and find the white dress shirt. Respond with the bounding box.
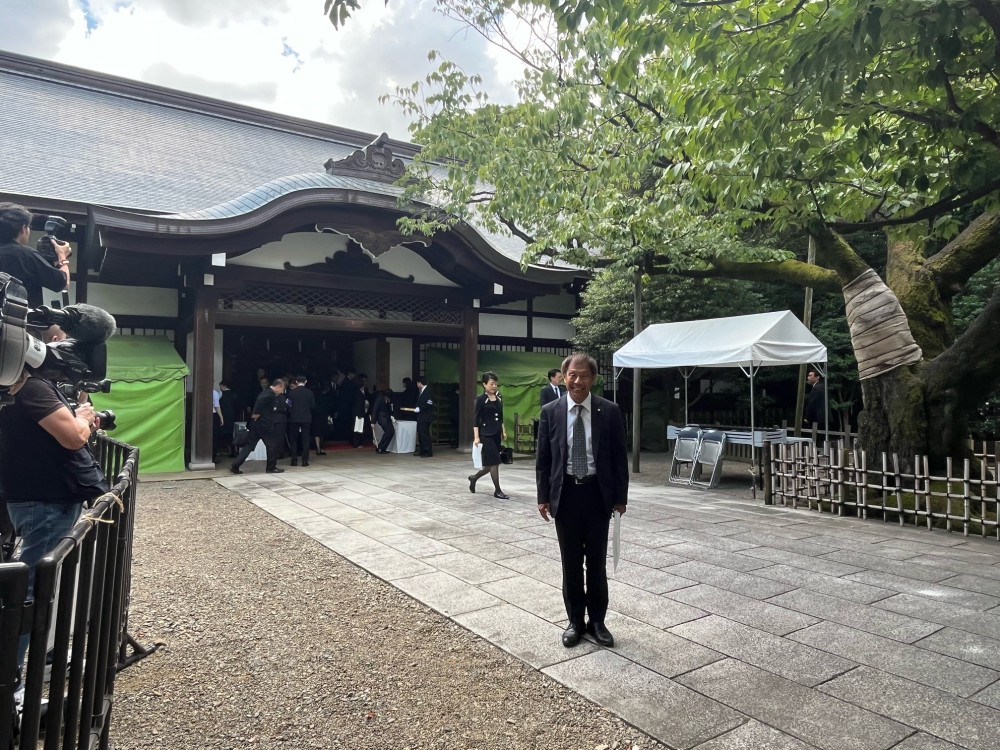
[565,393,596,477]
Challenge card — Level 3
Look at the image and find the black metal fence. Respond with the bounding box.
[0,434,143,749]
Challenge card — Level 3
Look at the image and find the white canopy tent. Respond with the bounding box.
[613,311,829,469]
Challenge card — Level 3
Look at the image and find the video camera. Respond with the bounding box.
[33,215,71,267]
[0,272,116,408]
[56,380,117,431]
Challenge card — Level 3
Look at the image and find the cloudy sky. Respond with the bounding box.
[1,0,521,139]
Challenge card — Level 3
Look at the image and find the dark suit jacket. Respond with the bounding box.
[415,386,434,424]
[536,393,628,518]
[540,383,564,407]
[474,392,503,436]
[250,389,277,437]
[372,397,393,427]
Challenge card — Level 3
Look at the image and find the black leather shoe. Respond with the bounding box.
[493,490,509,500]
[301,462,309,467]
[468,475,477,493]
[290,459,298,466]
[562,623,584,648]
[316,450,327,455]
[587,621,615,647]
[266,467,285,474]
[229,465,242,475]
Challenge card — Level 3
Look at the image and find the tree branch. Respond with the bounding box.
[662,257,843,292]
[925,279,1000,409]
[923,211,1000,294]
[721,0,809,35]
[830,176,1000,232]
[969,0,1000,54]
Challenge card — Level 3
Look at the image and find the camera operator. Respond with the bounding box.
[0,362,109,674]
[0,202,71,308]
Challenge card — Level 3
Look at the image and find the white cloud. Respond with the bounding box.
[0,0,524,139]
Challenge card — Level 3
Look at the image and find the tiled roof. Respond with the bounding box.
[0,54,577,272]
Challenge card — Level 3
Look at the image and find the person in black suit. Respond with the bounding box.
[372,390,395,453]
[540,368,565,407]
[803,366,828,430]
[537,353,628,649]
[413,375,434,457]
[287,376,315,466]
[468,371,509,499]
[230,379,286,474]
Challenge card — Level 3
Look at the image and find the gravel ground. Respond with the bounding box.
[109,479,666,750]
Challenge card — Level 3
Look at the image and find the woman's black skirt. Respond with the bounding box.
[480,432,502,467]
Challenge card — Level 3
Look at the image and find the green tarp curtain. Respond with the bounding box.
[425,349,602,441]
[90,336,189,474]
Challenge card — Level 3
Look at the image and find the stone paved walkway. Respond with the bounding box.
[215,451,1000,750]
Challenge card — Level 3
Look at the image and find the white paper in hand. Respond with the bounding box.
[471,443,483,469]
[612,510,622,575]
[353,416,364,433]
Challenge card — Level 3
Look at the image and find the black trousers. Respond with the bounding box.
[288,422,311,460]
[416,421,432,455]
[376,419,395,453]
[232,434,279,471]
[554,480,611,627]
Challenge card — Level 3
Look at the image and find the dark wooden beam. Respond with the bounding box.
[190,285,217,469]
[458,306,479,452]
[215,311,462,338]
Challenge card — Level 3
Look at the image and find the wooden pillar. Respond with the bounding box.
[76,214,97,304]
[458,305,479,452]
[188,284,217,470]
[375,337,390,391]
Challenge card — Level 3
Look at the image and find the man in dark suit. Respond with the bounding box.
[413,375,434,457]
[537,353,628,649]
[540,368,565,407]
[803,366,827,430]
[230,379,286,474]
[372,390,395,454]
[287,376,315,466]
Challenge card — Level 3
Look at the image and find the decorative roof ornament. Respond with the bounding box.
[324,132,406,183]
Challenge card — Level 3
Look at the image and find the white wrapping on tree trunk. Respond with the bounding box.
[843,269,923,380]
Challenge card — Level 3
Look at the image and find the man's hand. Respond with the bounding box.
[538,503,551,522]
[613,503,626,516]
[52,239,71,262]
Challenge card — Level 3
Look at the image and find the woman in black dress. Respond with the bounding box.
[468,371,509,499]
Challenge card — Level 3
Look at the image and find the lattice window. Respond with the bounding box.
[219,284,461,325]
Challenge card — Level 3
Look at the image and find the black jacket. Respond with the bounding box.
[372,397,393,426]
[540,383,564,407]
[415,386,435,424]
[0,241,66,308]
[474,392,503,436]
[288,386,316,423]
[535,394,628,518]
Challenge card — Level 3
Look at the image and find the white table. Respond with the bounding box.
[234,421,267,461]
[374,421,417,454]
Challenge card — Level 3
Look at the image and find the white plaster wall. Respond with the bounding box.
[388,337,412,391]
[533,317,575,341]
[214,329,224,387]
[83,283,178,318]
[228,231,458,287]
[480,314,527,337]
[533,292,577,314]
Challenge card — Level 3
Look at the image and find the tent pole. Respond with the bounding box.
[750,364,757,499]
[631,265,643,473]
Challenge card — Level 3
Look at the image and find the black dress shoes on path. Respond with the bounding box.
[587,621,615,647]
[266,467,285,474]
[468,475,477,493]
[562,623,585,648]
[493,490,509,500]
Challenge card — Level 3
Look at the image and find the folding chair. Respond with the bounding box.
[668,425,702,485]
[691,430,727,489]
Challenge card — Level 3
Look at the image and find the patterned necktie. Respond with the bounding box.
[571,404,587,479]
